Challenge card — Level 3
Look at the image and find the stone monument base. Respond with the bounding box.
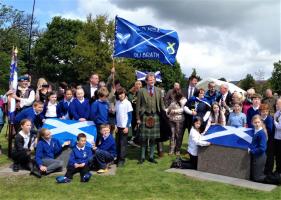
[197,145,250,180]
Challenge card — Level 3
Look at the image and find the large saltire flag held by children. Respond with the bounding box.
[113,16,179,65]
[43,119,97,147]
[201,125,254,150]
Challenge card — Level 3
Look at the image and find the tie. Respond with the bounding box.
[189,87,193,99]
[149,87,153,96]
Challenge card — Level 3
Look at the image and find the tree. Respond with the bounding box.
[0,3,38,92]
[239,74,256,91]
[270,60,281,94]
[71,15,114,82]
[190,68,202,81]
[218,77,227,82]
[33,17,83,83]
[124,59,186,91]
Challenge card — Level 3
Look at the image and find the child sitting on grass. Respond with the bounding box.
[57,133,92,183]
[12,119,37,172]
[31,128,70,178]
[92,124,116,174]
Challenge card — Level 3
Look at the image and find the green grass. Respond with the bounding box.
[0,125,280,200]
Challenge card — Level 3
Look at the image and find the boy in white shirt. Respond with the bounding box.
[115,87,133,167]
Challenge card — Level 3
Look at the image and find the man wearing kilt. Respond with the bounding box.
[136,72,165,164]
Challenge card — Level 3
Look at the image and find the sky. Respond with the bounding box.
[2,0,281,81]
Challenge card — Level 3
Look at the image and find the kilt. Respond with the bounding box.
[140,114,160,140]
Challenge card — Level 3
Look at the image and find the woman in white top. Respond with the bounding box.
[204,102,226,133]
[187,116,211,169]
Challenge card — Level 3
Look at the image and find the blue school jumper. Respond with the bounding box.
[35,138,62,166]
[15,107,43,129]
[90,100,109,125]
[69,98,90,120]
[249,129,267,156]
[68,145,93,167]
[57,99,72,119]
[246,107,260,128]
[263,116,274,138]
[98,134,117,157]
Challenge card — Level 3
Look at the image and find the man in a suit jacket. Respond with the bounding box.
[83,73,99,104]
[136,72,165,164]
[182,75,199,133]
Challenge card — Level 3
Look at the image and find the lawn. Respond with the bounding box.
[0,124,280,200]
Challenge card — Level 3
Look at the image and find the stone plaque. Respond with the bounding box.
[197,145,251,180]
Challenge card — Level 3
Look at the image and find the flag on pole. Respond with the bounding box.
[114,16,179,65]
[43,119,97,147]
[8,47,18,124]
[135,70,162,82]
[201,125,254,150]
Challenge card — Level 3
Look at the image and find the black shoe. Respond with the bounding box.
[148,158,158,164]
[30,166,42,178]
[13,164,20,172]
[137,159,145,164]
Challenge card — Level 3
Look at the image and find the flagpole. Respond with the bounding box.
[7,47,18,157]
[27,0,36,74]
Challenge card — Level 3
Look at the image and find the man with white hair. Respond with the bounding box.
[216,84,232,119]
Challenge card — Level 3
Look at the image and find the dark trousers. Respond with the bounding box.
[250,154,266,182]
[95,124,101,146]
[140,138,156,160]
[116,127,128,162]
[93,149,114,169]
[275,139,281,173]
[12,150,31,168]
[65,165,90,180]
[264,137,276,174]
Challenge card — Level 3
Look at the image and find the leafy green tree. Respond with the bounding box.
[123,59,186,91]
[33,17,83,83]
[270,60,281,94]
[239,74,256,91]
[71,15,114,82]
[190,68,202,81]
[218,77,227,82]
[0,3,37,91]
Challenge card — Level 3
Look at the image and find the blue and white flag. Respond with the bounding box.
[114,16,179,65]
[8,47,18,123]
[43,119,97,147]
[136,70,162,82]
[201,125,254,150]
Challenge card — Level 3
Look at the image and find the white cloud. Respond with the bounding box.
[47,0,280,81]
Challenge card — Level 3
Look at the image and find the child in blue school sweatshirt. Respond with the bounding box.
[31,128,70,178]
[92,124,116,174]
[57,133,92,183]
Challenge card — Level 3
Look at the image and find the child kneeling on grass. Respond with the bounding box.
[92,124,116,174]
[171,116,211,169]
[31,128,70,178]
[57,133,92,183]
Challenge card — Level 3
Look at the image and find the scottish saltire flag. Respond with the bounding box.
[201,125,254,150]
[43,119,97,147]
[136,70,162,82]
[8,47,18,123]
[114,16,179,65]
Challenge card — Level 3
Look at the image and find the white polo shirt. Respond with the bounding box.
[45,102,57,117]
[115,98,133,128]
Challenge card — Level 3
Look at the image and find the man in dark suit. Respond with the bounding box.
[182,75,199,133]
[83,73,99,104]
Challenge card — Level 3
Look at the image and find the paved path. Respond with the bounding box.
[166,168,277,192]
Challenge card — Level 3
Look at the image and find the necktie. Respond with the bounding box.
[189,87,193,99]
[149,87,153,96]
